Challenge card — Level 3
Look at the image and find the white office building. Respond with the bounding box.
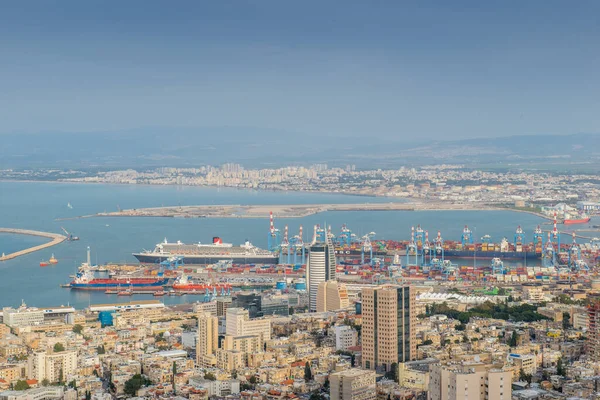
[307,232,336,312]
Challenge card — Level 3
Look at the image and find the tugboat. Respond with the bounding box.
[40,260,49,267]
[49,254,58,264]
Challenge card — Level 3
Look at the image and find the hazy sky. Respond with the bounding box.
[1,1,598,139]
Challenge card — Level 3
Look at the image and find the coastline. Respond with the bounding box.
[0,179,552,221]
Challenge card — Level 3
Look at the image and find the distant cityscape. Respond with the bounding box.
[2,164,600,210]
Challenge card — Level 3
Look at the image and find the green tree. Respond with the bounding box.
[309,392,327,400]
[123,374,152,397]
[350,354,356,367]
[85,391,91,400]
[41,378,50,387]
[72,324,84,334]
[385,363,398,382]
[248,375,259,386]
[519,368,532,383]
[68,379,77,389]
[53,343,65,352]
[304,361,313,381]
[14,380,30,391]
[562,313,572,330]
[422,339,433,346]
[508,331,518,347]
[556,357,567,377]
[231,370,238,379]
[58,368,64,384]
[96,345,105,354]
[204,372,216,381]
[172,361,177,392]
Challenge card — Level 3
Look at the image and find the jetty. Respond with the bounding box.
[0,228,67,261]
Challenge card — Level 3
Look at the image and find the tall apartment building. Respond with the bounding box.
[330,368,376,400]
[362,285,416,373]
[317,280,349,312]
[225,308,271,342]
[429,362,512,400]
[27,350,77,383]
[307,233,336,312]
[587,296,600,362]
[196,312,218,367]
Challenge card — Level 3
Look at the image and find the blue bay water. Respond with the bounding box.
[0,181,575,309]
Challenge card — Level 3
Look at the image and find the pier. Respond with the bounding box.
[0,228,67,261]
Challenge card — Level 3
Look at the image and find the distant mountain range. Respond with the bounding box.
[1,128,598,171]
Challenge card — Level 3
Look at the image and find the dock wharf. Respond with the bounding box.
[0,228,67,261]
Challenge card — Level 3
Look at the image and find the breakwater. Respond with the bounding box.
[0,228,66,261]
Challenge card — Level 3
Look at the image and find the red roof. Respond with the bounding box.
[26,379,38,385]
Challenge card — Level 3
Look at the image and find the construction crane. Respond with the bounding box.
[61,227,79,241]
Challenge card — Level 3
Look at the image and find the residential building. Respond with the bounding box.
[225,308,271,342]
[216,298,232,317]
[189,376,240,397]
[522,286,544,302]
[362,285,416,373]
[307,235,336,312]
[507,354,536,375]
[330,368,376,400]
[429,362,511,400]
[335,325,358,352]
[27,350,77,383]
[587,297,600,362]
[317,280,349,312]
[194,301,217,317]
[196,312,218,367]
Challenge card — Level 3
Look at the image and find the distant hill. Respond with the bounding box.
[1,129,598,170]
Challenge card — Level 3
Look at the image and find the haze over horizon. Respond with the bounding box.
[1,1,599,141]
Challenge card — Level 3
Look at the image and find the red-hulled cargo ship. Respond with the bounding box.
[70,269,168,290]
[563,213,591,225]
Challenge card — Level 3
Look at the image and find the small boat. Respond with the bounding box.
[67,202,73,209]
[117,290,132,296]
[49,254,58,264]
[153,290,166,297]
[40,261,49,267]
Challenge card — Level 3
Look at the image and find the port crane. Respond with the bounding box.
[279,225,291,265]
[461,225,473,246]
[291,225,306,265]
[361,232,376,266]
[422,231,433,267]
[406,226,418,267]
[60,227,79,241]
[267,211,281,251]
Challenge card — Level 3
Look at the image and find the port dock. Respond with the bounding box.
[0,228,67,261]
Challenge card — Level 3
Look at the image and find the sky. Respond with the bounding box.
[0,1,599,140]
